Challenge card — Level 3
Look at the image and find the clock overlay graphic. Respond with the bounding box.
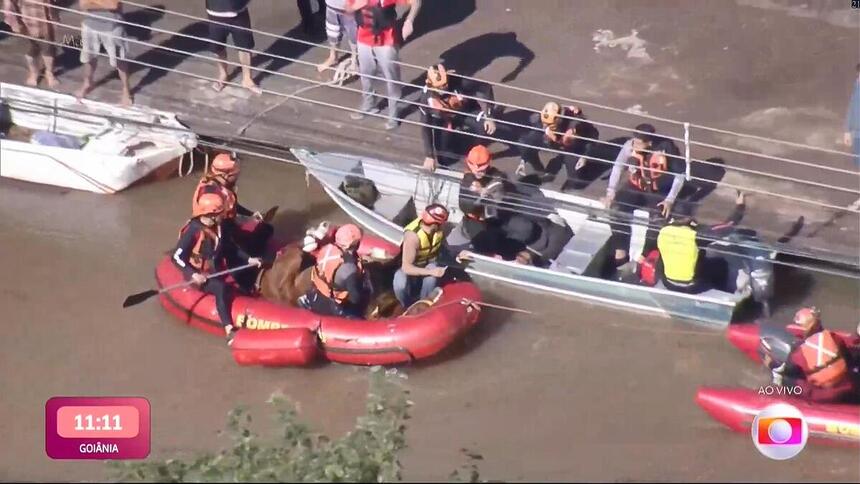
[46,397,150,460]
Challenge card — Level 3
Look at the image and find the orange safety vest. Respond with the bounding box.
[800,330,849,388]
[177,220,221,272]
[628,151,668,192]
[428,93,464,123]
[311,244,364,305]
[192,176,238,219]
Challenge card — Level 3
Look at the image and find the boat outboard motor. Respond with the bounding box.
[758,324,798,386]
[708,229,776,317]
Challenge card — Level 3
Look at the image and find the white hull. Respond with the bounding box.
[0,83,197,194]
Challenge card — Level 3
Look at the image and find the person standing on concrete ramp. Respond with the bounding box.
[346,0,421,131]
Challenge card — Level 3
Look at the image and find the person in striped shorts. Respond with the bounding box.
[316,0,357,74]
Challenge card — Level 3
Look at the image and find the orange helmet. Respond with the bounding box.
[540,101,561,127]
[211,153,240,176]
[194,193,225,217]
[794,307,821,330]
[426,64,448,89]
[421,203,449,225]
[465,145,491,175]
[335,224,363,250]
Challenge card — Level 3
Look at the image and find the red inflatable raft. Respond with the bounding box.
[695,323,860,446]
[155,230,482,367]
[696,387,860,445]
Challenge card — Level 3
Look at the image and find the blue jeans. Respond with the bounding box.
[393,263,440,308]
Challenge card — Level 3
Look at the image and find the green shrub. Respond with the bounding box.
[109,367,483,483]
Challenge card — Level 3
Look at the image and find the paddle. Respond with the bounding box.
[122,262,258,308]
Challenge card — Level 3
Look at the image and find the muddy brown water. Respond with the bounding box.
[0,157,858,482]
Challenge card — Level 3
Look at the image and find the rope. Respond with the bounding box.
[12,0,860,167]
[116,0,859,160]
[5,5,859,187]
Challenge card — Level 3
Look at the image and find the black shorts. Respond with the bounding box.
[208,9,255,52]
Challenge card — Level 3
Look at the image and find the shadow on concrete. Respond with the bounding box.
[399,32,534,122]
[683,157,727,204]
[406,0,476,44]
[129,20,208,95]
[252,23,321,87]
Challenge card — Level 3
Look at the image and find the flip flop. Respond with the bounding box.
[211,80,225,93]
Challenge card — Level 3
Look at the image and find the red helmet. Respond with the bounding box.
[194,193,225,217]
[211,153,240,176]
[335,224,363,249]
[421,203,449,225]
[465,145,491,175]
[794,307,821,330]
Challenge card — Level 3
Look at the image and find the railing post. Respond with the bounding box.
[684,122,691,181]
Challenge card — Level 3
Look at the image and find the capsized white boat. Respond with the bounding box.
[0,82,197,194]
[293,148,759,329]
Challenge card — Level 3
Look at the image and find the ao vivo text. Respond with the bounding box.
[758,385,802,396]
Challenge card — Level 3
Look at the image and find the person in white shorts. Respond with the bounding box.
[76,0,131,106]
[316,0,358,75]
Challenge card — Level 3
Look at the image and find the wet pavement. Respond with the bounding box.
[0,157,858,482]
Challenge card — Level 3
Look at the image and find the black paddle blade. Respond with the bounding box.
[122,289,159,308]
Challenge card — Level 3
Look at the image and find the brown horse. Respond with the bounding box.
[257,245,405,319]
[258,245,314,306]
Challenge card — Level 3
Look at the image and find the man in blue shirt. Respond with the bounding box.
[846,63,860,166]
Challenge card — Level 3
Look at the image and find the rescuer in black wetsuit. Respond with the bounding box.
[173,193,262,344]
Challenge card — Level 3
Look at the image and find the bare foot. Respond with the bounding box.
[25,73,38,86]
[242,79,262,95]
[45,74,60,89]
[120,91,133,107]
[211,80,225,92]
[76,82,93,101]
[316,56,336,73]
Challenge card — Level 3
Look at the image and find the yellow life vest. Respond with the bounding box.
[404,218,443,267]
[657,225,699,283]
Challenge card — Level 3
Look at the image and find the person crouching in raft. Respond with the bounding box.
[193,153,274,256]
[394,204,467,308]
[765,307,859,403]
[173,193,263,344]
[302,224,369,318]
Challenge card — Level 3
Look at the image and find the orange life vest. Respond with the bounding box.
[428,93,465,123]
[192,176,237,219]
[799,330,849,388]
[311,244,364,305]
[177,220,221,272]
[628,151,668,192]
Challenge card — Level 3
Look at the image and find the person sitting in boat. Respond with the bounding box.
[502,212,574,267]
[193,153,274,257]
[302,224,369,319]
[766,307,859,403]
[394,204,465,308]
[420,63,499,171]
[457,145,511,255]
[642,191,746,293]
[515,102,600,191]
[173,193,263,344]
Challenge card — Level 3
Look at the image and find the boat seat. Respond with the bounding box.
[550,220,611,276]
[376,192,414,223]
